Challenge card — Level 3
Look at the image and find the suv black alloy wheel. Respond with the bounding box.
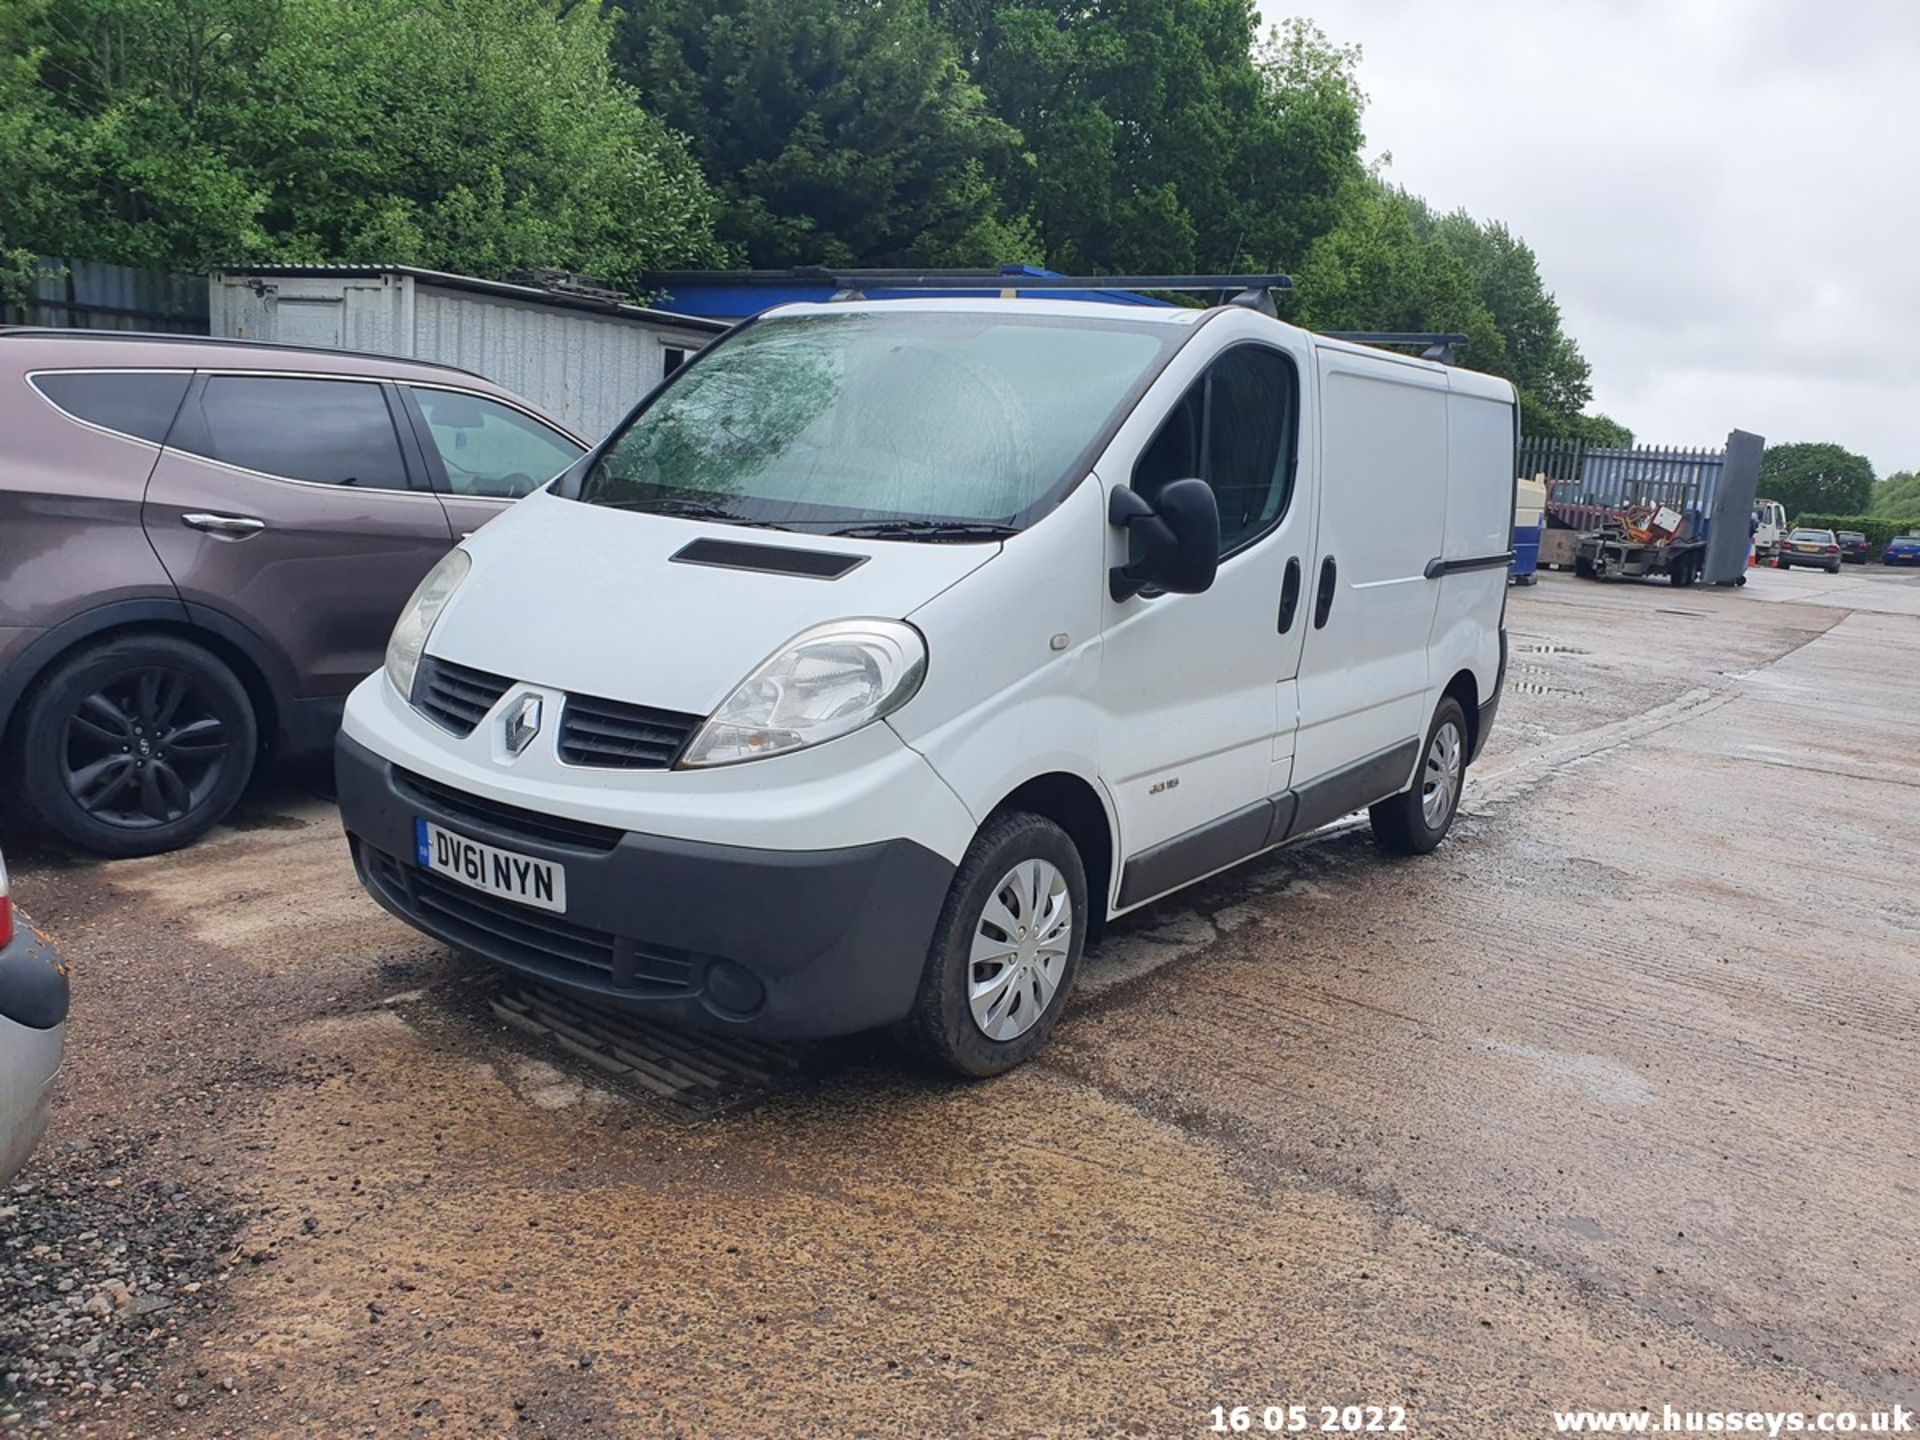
[14,635,258,858]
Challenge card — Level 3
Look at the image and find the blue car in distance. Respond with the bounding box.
[1885,534,1920,567]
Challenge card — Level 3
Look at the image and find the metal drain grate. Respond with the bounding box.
[1516,641,1590,656]
[1507,678,1584,697]
[489,983,810,1113]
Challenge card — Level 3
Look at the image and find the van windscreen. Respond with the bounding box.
[576,310,1180,537]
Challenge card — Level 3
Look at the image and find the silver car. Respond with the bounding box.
[0,850,67,1184]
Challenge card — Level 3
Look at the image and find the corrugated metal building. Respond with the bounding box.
[209,265,728,440]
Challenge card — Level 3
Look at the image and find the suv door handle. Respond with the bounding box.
[182,513,266,537]
[1312,555,1338,629]
[1277,557,1302,633]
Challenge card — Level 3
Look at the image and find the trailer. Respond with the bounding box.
[1572,504,1712,586]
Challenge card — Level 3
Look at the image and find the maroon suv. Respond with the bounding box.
[0,329,585,857]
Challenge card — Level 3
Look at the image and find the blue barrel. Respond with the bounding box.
[1510,523,1543,581]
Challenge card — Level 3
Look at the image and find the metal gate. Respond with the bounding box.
[3,258,207,333]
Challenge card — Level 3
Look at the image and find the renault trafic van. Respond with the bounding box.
[335,295,1514,1076]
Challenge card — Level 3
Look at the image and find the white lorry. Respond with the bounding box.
[334,284,1516,1075]
[1753,498,1788,565]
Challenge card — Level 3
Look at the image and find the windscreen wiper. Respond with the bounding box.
[607,497,777,527]
[829,519,1020,542]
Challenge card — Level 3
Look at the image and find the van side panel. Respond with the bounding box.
[1428,383,1516,708]
[1291,353,1448,792]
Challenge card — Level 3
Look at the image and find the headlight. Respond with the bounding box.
[384,548,471,701]
[679,619,926,767]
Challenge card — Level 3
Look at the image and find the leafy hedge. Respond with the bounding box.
[1794,514,1920,558]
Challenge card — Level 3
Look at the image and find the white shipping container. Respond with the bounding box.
[209,266,726,441]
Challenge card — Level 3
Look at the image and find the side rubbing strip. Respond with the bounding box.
[1116,800,1275,910]
[1114,740,1424,912]
[671,538,867,579]
[1285,739,1421,838]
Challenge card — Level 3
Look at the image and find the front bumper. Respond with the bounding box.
[336,733,955,1039]
[0,923,68,1186]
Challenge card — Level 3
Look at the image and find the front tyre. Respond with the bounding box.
[905,812,1088,1077]
[1370,698,1468,856]
[16,635,257,858]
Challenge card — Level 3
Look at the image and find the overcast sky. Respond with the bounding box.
[1263,0,1918,474]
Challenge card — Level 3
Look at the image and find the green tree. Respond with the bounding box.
[0,0,723,285]
[615,0,1033,268]
[1291,178,1508,372]
[1869,470,1920,519]
[937,4,1364,274]
[1760,442,1876,519]
[1416,205,1593,417]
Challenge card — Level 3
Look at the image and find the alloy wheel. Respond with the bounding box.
[60,667,232,830]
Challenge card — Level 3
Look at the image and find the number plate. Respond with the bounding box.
[416,819,566,913]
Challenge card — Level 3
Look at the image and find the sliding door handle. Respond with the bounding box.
[1277,557,1302,633]
[1312,555,1337,629]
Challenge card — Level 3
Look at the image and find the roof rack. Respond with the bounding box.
[1323,331,1471,364]
[646,266,1293,316]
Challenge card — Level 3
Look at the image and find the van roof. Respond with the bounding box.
[760,296,1212,326]
[751,298,1517,397]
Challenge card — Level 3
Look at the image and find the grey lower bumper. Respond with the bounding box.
[335,733,956,1040]
[0,923,66,1186]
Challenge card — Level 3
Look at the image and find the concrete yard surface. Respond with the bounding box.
[3,564,1917,1438]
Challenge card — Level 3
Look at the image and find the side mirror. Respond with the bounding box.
[1109,479,1221,601]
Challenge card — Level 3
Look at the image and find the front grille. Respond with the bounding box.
[415,656,512,736]
[362,847,694,995]
[559,693,701,770]
[393,767,624,854]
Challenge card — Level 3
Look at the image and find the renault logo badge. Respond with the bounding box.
[503,693,543,756]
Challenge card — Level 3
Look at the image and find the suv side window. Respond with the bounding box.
[174,375,410,490]
[408,388,581,499]
[1131,346,1297,555]
[31,371,191,444]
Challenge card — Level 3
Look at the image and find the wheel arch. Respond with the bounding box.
[986,770,1116,941]
[1,601,290,761]
[1441,667,1481,761]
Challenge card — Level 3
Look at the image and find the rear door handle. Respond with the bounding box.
[182,513,265,537]
[1313,555,1338,629]
[1277,557,1302,633]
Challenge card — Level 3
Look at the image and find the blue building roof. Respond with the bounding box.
[642,265,1179,321]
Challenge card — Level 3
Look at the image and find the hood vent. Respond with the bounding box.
[670,537,866,580]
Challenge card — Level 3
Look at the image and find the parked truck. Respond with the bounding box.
[1752,498,1787,565]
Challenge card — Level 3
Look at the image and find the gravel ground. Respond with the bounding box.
[2,1141,242,1433]
[2,565,1917,1437]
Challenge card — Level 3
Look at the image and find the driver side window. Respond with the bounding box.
[1131,346,1298,556]
[410,388,582,500]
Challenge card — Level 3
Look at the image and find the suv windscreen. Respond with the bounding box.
[576,310,1183,536]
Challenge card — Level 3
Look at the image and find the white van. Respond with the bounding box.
[336,295,1515,1075]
